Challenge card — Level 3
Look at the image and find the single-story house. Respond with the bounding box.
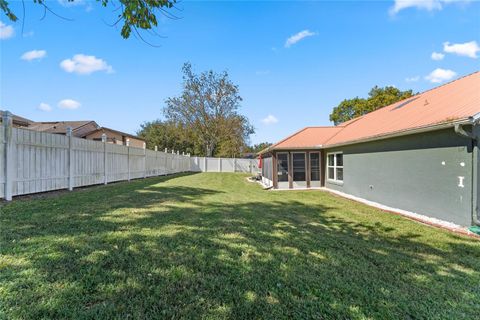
[24,120,145,148]
[259,71,479,228]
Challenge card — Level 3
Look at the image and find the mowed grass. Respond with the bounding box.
[1,173,480,319]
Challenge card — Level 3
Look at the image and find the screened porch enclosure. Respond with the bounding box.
[273,150,322,189]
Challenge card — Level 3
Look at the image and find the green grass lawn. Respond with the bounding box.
[1,173,480,319]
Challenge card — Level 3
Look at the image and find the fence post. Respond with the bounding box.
[250,159,253,174]
[3,111,13,201]
[204,156,207,172]
[164,150,168,175]
[143,142,146,179]
[66,127,74,191]
[182,152,185,172]
[154,146,158,176]
[163,148,167,175]
[126,138,131,181]
[233,157,237,173]
[218,157,222,172]
[102,133,107,185]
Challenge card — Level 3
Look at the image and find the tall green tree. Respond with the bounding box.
[245,142,273,154]
[137,120,196,154]
[1,0,177,39]
[329,86,415,125]
[163,63,254,157]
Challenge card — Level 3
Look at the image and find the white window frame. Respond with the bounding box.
[327,152,343,184]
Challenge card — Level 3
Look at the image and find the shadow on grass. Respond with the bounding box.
[1,173,480,319]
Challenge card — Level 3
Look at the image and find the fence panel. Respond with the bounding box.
[189,157,258,173]
[206,157,219,172]
[235,158,252,173]
[129,146,146,180]
[191,156,204,172]
[1,113,261,200]
[73,137,104,187]
[106,143,128,183]
[12,128,69,196]
[145,149,157,177]
[221,158,234,172]
[0,126,4,197]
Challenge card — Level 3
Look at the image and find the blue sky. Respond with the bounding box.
[1,0,479,145]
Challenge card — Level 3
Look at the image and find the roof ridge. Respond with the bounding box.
[303,126,338,128]
[269,127,311,150]
[415,70,479,97]
[323,125,348,145]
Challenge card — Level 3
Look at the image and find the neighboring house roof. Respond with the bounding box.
[0,111,34,127]
[260,71,480,154]
[5,115,143,142]
[28,121,99,136]
[84,126,145,141]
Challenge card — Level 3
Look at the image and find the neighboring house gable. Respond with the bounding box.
[84,127,145,148]
[27,121,100,137]
[0,111,34,128]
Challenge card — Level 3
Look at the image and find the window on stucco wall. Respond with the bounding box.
[327,152,343,183]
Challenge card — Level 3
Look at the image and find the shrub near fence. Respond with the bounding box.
[0,112,191,200]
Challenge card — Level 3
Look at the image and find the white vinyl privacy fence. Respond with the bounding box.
[190,156,258,173]
[1,112,259,200]
[0,113,190,200]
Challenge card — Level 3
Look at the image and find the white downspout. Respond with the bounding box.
[454,115,480,226]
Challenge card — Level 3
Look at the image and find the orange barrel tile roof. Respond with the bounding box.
[325,71,480,146]
[262,71,480,153]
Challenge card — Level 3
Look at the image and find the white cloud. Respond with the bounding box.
[37,103,52,112]
[431,51,445,61]
[60,54,114,75]
[58,99,81,110]
[285,30,317,48]
[425,68,457,83]
[443,41,480,58]
[21,50,47,61]
[390,0,471,15]
[262,115,278,125]
[0,21,14,40]
[405,76,420,82]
